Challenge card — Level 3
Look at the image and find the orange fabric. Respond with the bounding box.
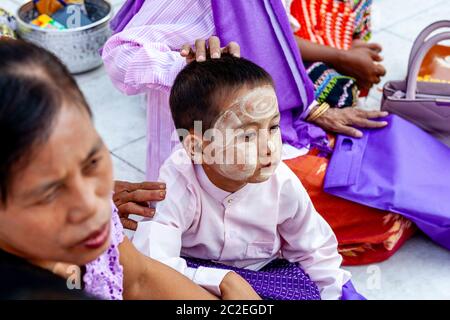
[283,151,416,265]
[418,44,450,84]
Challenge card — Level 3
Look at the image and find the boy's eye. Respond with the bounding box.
[270,124,280,132]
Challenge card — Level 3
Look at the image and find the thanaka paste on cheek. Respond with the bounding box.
[258,130,282,179]
[205,86,281,182]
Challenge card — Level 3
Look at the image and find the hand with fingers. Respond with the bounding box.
[113,181,166,230]
[311,107,389,138]
[337,41,386,91]
[180,36,240,63]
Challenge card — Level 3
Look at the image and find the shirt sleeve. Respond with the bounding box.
[278,166,352,300]
[132,221,230,296]
[131,158,231,296]
[101,0,215,95]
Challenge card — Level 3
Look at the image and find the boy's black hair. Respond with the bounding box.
[169,53,274,138]
[0,39,91,205]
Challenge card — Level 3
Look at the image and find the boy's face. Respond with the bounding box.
[201,84,282,185]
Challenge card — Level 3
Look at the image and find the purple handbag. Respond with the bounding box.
[324,114,450,250]
[381,21,450,147]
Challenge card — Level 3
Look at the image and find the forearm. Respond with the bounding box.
[132,221,231,297]
[119,237,217,300]
[124,256,218,300]
[294,36,344,67]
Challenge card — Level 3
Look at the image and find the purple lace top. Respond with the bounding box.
[83,205,125,300]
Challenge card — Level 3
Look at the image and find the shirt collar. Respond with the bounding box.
[195,164,231,203]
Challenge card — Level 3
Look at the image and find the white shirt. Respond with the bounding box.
[132,149,351,299]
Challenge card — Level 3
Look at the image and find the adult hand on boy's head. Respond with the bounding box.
[113,181,166,230]
[312,107,389,138]
[180,36,240,63]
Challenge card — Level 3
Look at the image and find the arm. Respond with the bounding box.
[294,36,343,66]
[119,236,218,299]
[129,158,231,297]
[131,222,260,300]
[132,220,232,297]
[294,36,386,88]
[278,167,351,300]
[101,0,215,95]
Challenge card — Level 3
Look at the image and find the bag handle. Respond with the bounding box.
[407,20,450,71]
[406,31,450,100]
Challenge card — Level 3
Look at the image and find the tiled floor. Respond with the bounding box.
[4,0,450,299]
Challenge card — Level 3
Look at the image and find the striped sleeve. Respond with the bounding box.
[102,0,216,95]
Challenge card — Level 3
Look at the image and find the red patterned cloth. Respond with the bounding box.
[291,0,372,50]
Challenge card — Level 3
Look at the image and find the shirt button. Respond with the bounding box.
[227,199,233,204]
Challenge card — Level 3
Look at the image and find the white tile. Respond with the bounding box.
[388,3,450,41]
[367,85,385,106]
[347,234,450,299]
[358,94,382,111]
[366,30,414,104]
[371,0,447,32]
[111,153,145,182]
[1,0,20,14]
[112,136,147,173]
[75,64,107,84]
[76,71,147,150]
[370,31,413,87]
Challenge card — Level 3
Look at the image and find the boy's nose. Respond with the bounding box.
[267,140,275,154]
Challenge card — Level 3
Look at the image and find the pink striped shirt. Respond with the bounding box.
[102,0,300,180]
[102,0,215,180]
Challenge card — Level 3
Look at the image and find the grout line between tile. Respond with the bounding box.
[110,135,146,153]
[111,152,146,174]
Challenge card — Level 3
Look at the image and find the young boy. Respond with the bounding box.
[132,54,357,300]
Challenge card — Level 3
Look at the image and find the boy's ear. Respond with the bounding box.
[182,132,203,164]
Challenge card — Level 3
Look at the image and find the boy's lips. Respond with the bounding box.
[80,222,110,249]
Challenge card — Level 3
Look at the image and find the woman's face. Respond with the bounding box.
[0,105,114,266]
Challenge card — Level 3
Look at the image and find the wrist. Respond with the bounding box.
[335,49,348,66]
[307,102,331,122]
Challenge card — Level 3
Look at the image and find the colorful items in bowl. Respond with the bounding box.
[31,14,66,30]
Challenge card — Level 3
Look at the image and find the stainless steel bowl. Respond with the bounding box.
[16,0,113,74]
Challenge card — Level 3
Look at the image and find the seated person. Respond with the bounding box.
[0,39,257,300]
[132,54,362,300]
[290,0,386,105]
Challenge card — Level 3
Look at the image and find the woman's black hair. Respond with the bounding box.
[0,39,91,205]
